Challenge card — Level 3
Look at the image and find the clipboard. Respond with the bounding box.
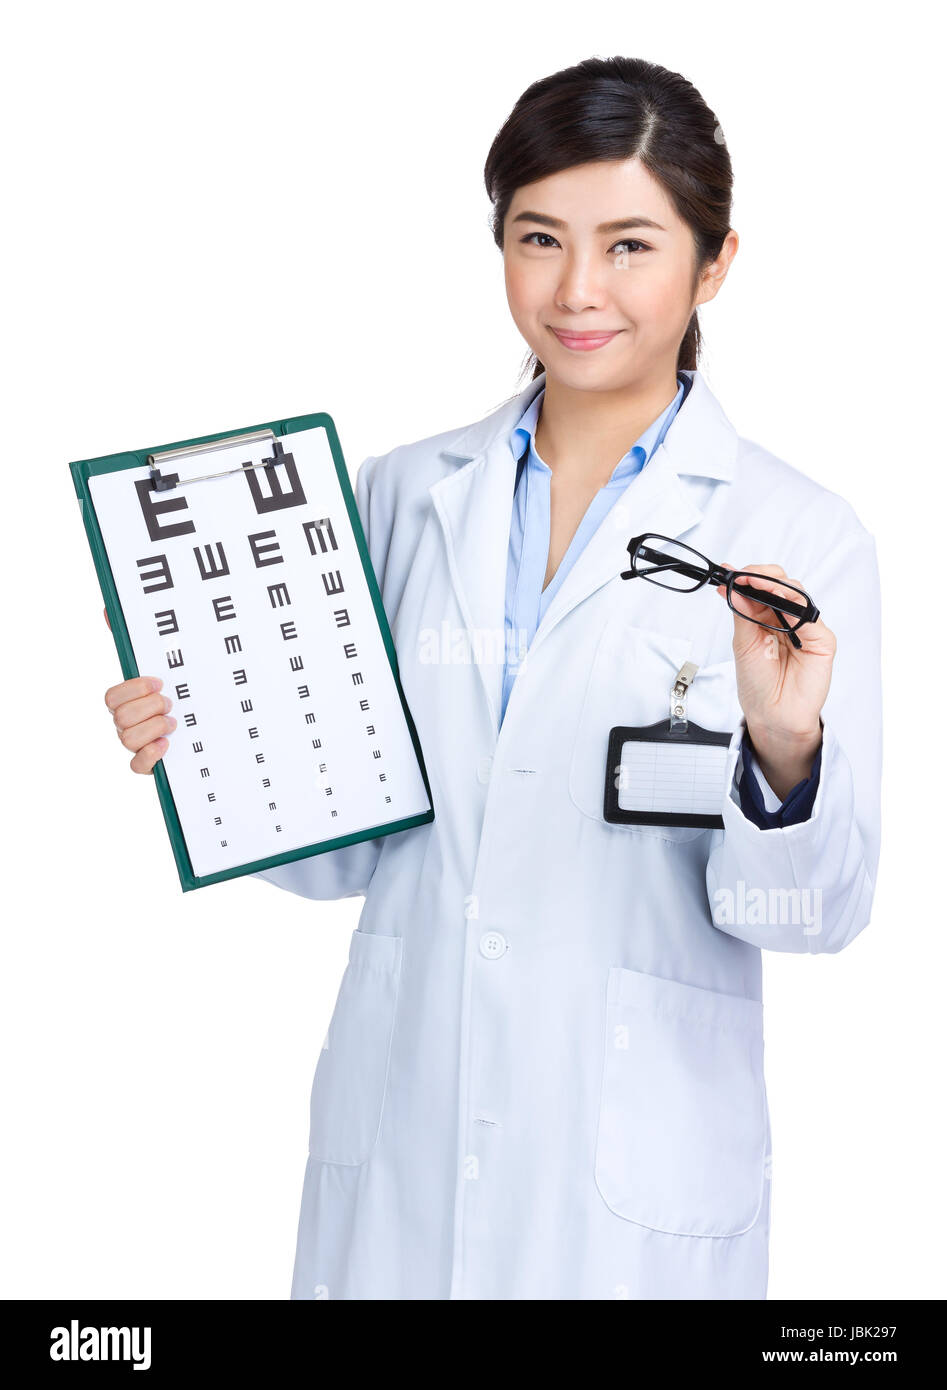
[70,411,435,892]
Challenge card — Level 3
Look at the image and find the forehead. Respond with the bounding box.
[507,158,679,228]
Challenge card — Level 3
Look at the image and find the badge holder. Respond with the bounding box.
[603,661,733,829]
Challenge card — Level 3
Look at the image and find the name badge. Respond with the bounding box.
[603,662,733,829]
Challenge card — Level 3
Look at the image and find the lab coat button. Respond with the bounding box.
[479,931,508,960]
[477,756,493,784]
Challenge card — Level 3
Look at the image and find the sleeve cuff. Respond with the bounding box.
[737,727,823,830]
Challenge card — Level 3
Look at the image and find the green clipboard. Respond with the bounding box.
[69,410,435,892]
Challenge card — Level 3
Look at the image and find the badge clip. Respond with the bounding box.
[670,661,699,732]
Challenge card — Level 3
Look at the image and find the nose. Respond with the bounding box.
[555,250,608,314]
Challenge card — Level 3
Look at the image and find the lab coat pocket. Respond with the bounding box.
[569,621,739,842]
[595,966,767,1237]
[308,928,403,1166]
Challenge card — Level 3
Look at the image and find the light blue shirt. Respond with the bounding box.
[501,372,688,726]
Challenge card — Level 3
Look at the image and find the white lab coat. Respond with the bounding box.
[254,368,882,1300]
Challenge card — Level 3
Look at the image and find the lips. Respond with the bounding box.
[549,327,621,351]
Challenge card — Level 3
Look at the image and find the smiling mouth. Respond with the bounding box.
[548,327,623,351]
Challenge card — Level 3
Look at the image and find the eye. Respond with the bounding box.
[518,232,651,255]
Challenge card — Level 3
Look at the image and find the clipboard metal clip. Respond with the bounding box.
[147,428,283,492]
[669,661,699,733]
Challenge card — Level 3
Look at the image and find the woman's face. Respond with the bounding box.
[503,157,735,392]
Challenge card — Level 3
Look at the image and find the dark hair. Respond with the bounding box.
[483,56,733,382]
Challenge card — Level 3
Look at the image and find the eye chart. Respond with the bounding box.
[71,414,434,891]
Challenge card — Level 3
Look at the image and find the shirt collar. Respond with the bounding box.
[509,374,686,483]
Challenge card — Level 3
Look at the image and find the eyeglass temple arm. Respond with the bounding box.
[771,609,803,650]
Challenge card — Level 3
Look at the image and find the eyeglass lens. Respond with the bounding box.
[633,538,710,592]
[727,574,811,631]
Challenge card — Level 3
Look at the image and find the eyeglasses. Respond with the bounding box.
[621,533,820,650]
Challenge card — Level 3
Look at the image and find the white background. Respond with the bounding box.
[2,0,942,1299]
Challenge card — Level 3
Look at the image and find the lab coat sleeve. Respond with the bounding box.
[705,522,882,954]
[250,455,386,902]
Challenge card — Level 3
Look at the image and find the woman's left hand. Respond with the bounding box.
[717,562,836,800]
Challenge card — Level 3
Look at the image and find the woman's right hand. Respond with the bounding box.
[102,606,177,774]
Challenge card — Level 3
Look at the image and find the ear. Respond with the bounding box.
[695,229,739,308]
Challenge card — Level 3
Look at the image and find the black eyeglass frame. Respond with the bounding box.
[621,533,820,650]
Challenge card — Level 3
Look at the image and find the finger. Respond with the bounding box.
[130,738,169,775]
[112,690,173,735]
[715,559,737,594]
[105,676,163,713]
[116,710,177,754]
[103,606,112,633]
[786,612,836,656]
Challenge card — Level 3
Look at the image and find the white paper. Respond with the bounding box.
[616,739,729,816]
[90,426,430,878]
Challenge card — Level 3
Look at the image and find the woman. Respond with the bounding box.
[103,56,882,1300]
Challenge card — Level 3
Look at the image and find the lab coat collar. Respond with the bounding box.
[429,368,738,729]
[440,368,738,482]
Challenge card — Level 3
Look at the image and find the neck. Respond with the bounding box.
[533,365,681,480]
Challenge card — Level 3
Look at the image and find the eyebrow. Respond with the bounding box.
[511,211,667,234]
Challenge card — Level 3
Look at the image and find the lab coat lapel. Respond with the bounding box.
[429,427,523,729]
